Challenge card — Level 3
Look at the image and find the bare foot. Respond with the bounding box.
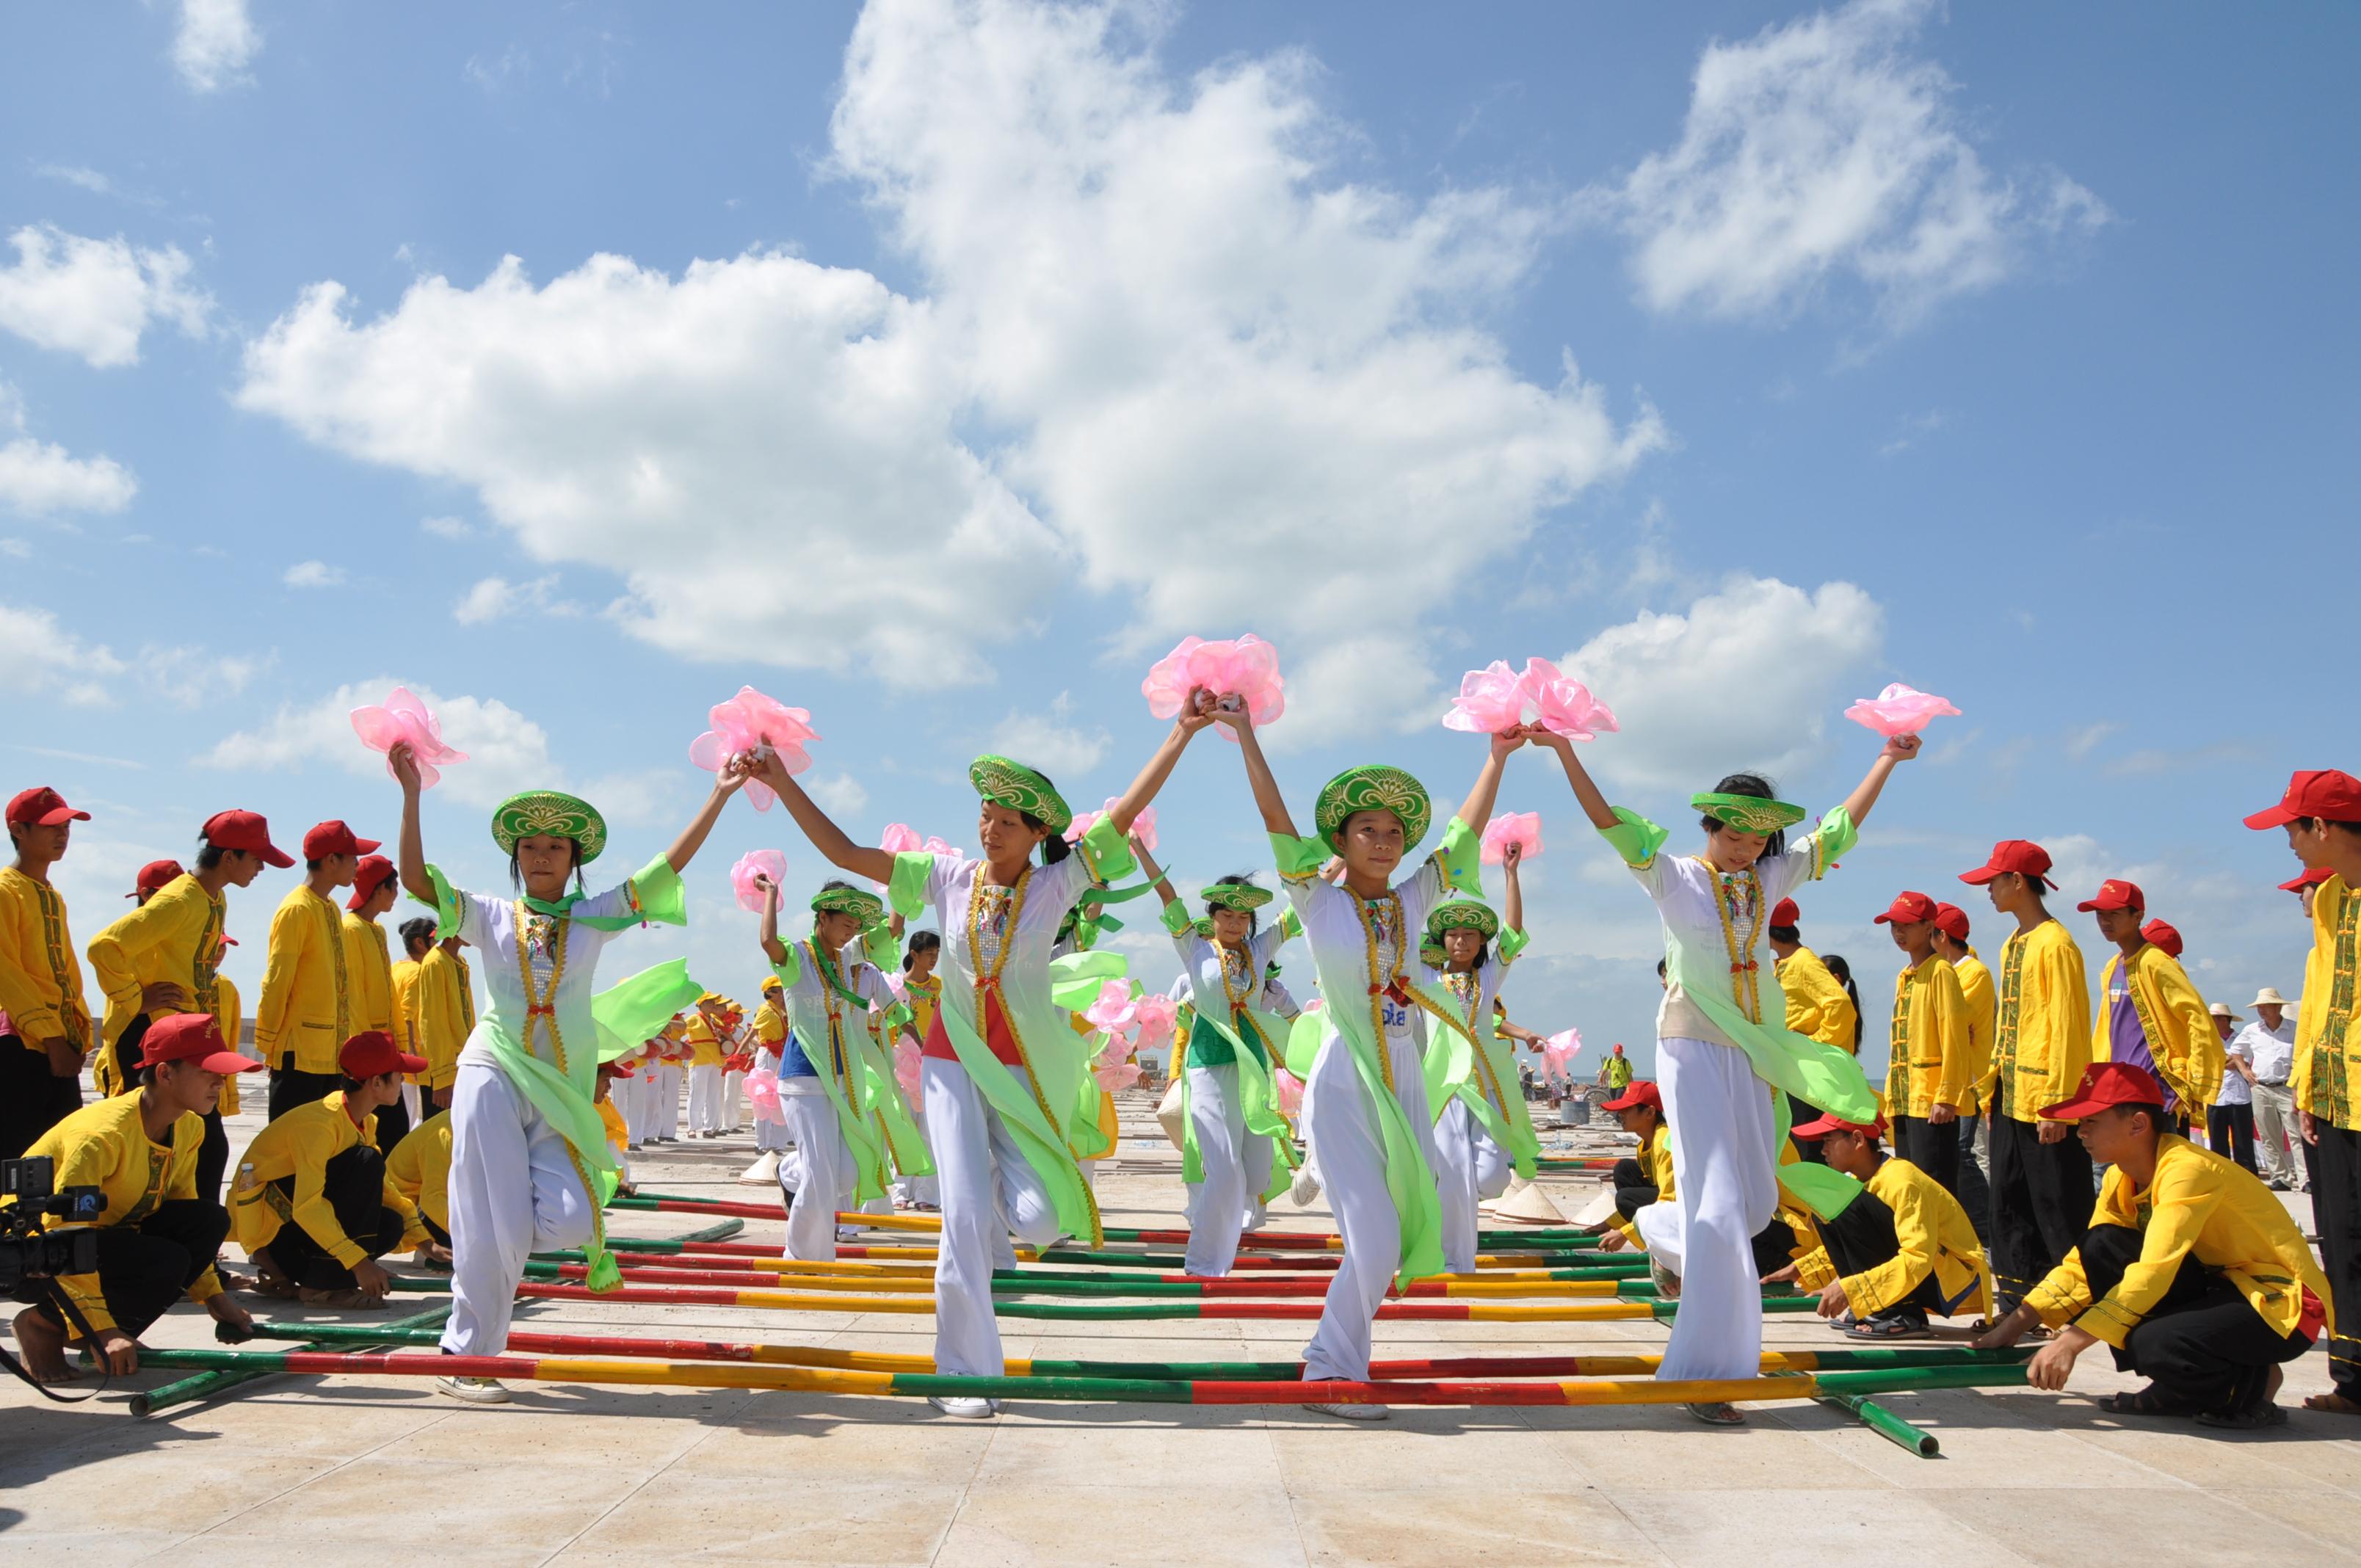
[9,1306,83,1384]
[2300,1390,2361,1417]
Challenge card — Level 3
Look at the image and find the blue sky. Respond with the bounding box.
[4,0,2352,1079]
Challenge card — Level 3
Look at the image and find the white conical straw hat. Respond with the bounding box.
[1570,1187,1621,1227]
[1484,1178,1568,1224]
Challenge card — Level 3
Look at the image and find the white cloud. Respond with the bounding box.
[139,645,272,708]
[1607,0,2107,330]
[173,0,261,93]
[236,0,1658,736]
[805,771,871,816]
[420,514,472,539]
[1269,635,1443,752]
[0,538,27,558]
[1559,575,1885,790]
[0,224,211,368]
[454,573,576,625]
[0,602,127,706]
[202,680,560,810]
[990,704,1111,783]
[0,437,137,515]
[283,559,346,588]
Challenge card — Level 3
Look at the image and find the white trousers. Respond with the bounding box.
[1183,1061,1274,1277]
[440,1059,597,1356]
[922,1056,1059,1377]
[722,1069,745,1133]
[655,1064,681,1140]
[1300,1031,1435,1382]
[779,1090,848,1260]
[1435,1099,1511,1276]
[687,1063,722,1133]
[401,1081,421,1125]
[752,1050,791,1151]
[2252,1082,2301,1186]
[1636,1036,1779,1382]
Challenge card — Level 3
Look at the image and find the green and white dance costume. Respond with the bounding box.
[1418,899,1544,1275]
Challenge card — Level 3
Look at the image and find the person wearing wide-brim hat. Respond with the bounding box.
[741,697,1214,1418]
[389,743,750,1403]
[1210,703,1522,1420]
[1534,726,1920,1423]
[1132,843,1303,1279]
[1419,835,1544,1277]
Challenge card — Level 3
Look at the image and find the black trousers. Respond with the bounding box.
[1787,1093,1826,1164]
[2206,1103,2257,1174]
[259,1145,407,1290]
[421,1213,450,1248]
[2314,1121,2361,1401]
[0,1034,84,1161]
[373,1092,412,1157]
[1611,1157,1658,1221]
[2078,1223,2313,1417]
[267,1067,344,1122]
[1988,1113,2095,1311]
[10,1199,228,1340]
[1893,1114,1962,1199]
[1818,1184,1946,1317]
[1750,1215,1799,1279]
[1953,1114,1994,1246]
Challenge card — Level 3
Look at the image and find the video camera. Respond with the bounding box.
[0,1156,106,1291]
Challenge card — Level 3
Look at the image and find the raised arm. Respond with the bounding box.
[1833,734,1921,830]
[1454,729,1526,832]
[663,760,752,875]
[391,742,432,904]
[1502,839,1526,934]
[1132,835,1180,910]
[750,753,896,885]
[755,875,790,967]
[1531,732,1618,831]
[1218,707,1299,838]
[1105,689,1217,835]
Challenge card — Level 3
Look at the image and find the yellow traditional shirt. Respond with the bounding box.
[1796,1155,1992,1320]
[341,911,396,1039]
[1614,1122,1676,1248]
[2025,1134,2330,1348]
[685,1009,726,1067]
[84,873,223,1050]
[1976,918,2091,1123]
[384,1108,452,1233]
[2291,876,2357,1130]
[1777,945,1858,1055]
[2093,943,2224,1116]
[753,997,787,1048]
[1884,954,1973,1119]
[1952,951,1995,1118]
[255,885,353,1075]
[214,973,244,1118]
[902,973,942,1043]
[10,1091,222,1330]
[391,957,427,1081]
[416,946,476,1092]
[231,1090,425,1266]
[0,866,90,1056]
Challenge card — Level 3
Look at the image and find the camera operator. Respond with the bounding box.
[5,1013,259,1382]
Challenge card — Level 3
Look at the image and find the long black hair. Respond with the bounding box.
[1698,772,1787,860]
[399,916,438,956]
[1822,952,1865,1050]
[903,929,941,972]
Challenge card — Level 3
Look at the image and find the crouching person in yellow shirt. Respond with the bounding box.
[1973,1061,2330,1430]
[385,1107,455,1271]
[1791,1110,1992,1340]
[1585,1080,1672,1244]
[5,1013,259,1382]
[233,1030,430,1309]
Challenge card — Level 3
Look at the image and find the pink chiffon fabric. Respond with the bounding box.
[1065,801,1156,852]
[349,686,469,788]
[1443,657,1617,741]
[1480,811,1544,866]
[1142,634,1285,742]
[730,849,790,914]
[1843,683,1961,737]
[1540,1028,1582,1084]
[689,686,819,810]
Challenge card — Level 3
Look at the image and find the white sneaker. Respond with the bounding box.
[928,1395,1001,1420]
[437,1376,512,1404]
[1305,1401,1388,1422]
[738,1151,782,1186]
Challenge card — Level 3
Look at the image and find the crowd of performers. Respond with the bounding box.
[2,691,2354,1433]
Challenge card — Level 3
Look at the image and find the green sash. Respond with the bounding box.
[772,942,891,1205]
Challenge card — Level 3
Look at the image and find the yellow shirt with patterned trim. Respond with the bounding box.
[0,865,90,1057]
[2291,875,2357,1130]
[231,1090,425,1266]
[1976,918,2091,1123]
[2025,1133,2329,1348]
[1614,1122,1675,1247]
[1951,951,1994,1118]
[391,957,427,1081]
[85,873,223,1050]
[255,885,354,1076]
[1777,945,1857,1056]
[416,945,476,1092]
[2093,942,2223,1116]
[384,1108,452,1233]
[1884,954,1973,1120]
[214,974,244,1118]
[341,911,396,1039]
[1794,1155,1992,1321]
[9,1091,222,1332]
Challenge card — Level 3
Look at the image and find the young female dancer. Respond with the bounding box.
[891,926,943,1209]
[390,741,747,1403]
[1134,846,1301,1277]
[1216,705,1520,1418]
[1535,727,1918,1421]
[744,697,1214,1415]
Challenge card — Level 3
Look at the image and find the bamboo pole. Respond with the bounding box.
[129,1303,454,1419]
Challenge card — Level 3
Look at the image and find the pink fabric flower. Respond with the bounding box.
[893,1039,923,1098]
[1540,1028,1582,1085]
[730,849,789,915]
[1273,1067,1305,1118]
[689,686,820,811]
[745,1070,784,1127]
[1142,634,1285,742]
[1065,800,1155,852]
[880,823,921,856]
[1843,683,1962,738]
[1481,811,1544,866]
[1443,658,1617,741]
[350,686,469,788]
[1093,1057,1143,1092]
[1084,980,1142,1036]
[1130,994,1179,1056]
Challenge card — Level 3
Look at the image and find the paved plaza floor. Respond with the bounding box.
[4,1093,2356,1565]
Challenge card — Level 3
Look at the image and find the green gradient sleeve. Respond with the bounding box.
[1498,926,1532,965]
[1160,899,1192,937]
[1598,807,1669,869]
[1075,816,1136,884]
[888,851,935,920]
[417,864,468,942]
[1270,832,1329,880]
[625,854,687,927]
[1436,816,1481,896]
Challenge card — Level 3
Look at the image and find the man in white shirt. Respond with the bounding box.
[2208,1002,2257,1172]
[2236,987,2301,1191]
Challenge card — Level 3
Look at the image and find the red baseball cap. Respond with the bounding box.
[1959,840,2058,890]
[1598,1080,1661,1113]
[6,787,90,828]
[2141,919,2183,959]
[1932,902,1970,942]
[201,810,294,868]
[2076,879,2145,914]
[347,854,397,910]
[1873,890,1939,926]
[302,820,382,861]
[1791,1110,1883,1140]
[2280,866,2333,893]
[2039,1060,2166,1121]
[137,1012,261,1075]
[2243,769,2361,831]
[128,859,187,899]
[1770,897,1801,928]
[338,1029,428,1079]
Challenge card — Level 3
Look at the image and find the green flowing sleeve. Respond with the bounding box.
[1160,899,1192,937]
[416,863,468,942]
[862,920,897,970]
[769,946,803,989]
[1269,832,1329,880]
[591,959,704,1063]
[1436,816,1481,895]
[1498,926,1532,965]
[1074,816,1136,885]
[888,851,935,920]
[1803,806,1857,880]
[1598,807,1669,869]
[1280,907,1304,940]
[625,854,688,928]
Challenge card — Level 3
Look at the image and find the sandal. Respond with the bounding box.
[1843,1312,1931,1341]
[2195,1403,2288,1431]
[2300,1392,2361,1418]
[1685,1401,1745,1426]
[2100,1387,2196,1418]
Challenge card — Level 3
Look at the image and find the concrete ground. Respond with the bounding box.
[4,1089,2357,1567]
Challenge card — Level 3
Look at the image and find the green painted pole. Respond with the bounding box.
[1816,1391,1941,1457]
[130,1303,454,1419]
